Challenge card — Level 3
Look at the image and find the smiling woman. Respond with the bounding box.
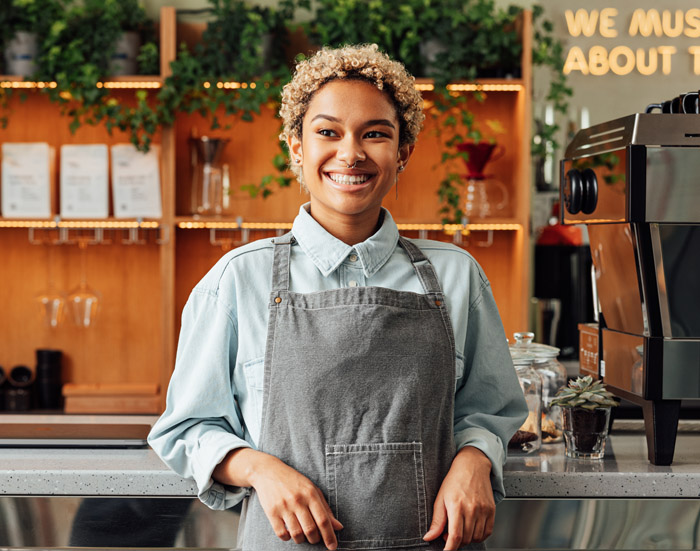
[148,44,528,551]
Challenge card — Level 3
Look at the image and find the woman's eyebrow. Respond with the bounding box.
[310,114,396,129]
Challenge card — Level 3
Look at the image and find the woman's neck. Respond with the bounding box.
[308,206,383,245]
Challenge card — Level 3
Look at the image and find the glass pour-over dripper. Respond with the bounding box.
[190,136,230,215]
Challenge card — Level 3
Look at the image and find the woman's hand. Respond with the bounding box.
[423,446,495,550]
[213,448,343,549]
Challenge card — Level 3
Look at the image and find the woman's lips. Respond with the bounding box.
[323,172,375,190]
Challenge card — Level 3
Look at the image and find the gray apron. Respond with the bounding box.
[242,233,463,550]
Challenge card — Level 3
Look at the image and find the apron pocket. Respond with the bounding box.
[325,442,428,550]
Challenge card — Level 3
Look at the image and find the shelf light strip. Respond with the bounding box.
[3,81,519,92]
[1,81,57,89]
[0,220,160,229]
[177,222,520,231]
[1,81,160,90]
[178,221,294,230]
[97,82,161,89]
[415,83,522,92]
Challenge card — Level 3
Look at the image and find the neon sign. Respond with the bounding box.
[563,8,700,75]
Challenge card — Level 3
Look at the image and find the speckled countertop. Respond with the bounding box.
[2,416,700,498]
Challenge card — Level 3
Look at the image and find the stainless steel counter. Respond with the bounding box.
[3,417,700,549]
[2,418,700,498]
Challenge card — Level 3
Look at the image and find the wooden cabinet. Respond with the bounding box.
[0,8,531,413]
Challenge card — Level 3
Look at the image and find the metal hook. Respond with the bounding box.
[122,227,146,245]
[475,229,494,247]
[156,225,170,245]
[28,227,44,245]
[209,228,234,251]
[418,229,428,240]
[52,227,74,245]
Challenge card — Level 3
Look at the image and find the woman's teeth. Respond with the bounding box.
[327,173,370,185]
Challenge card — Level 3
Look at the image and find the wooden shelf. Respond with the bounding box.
[0,7,532,413]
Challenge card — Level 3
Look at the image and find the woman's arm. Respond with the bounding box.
[148,287,251,510]
[426,259,528,548]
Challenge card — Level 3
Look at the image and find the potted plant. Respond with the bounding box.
[1,0,63,76]
[109,0,158,76]
[550,375,618,459]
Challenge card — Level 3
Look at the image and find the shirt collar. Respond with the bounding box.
[291,203,400,278]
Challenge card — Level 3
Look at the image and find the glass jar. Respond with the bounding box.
[508,349,542,453]
[511,332,568,444]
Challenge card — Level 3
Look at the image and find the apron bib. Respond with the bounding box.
[242,233,462,550]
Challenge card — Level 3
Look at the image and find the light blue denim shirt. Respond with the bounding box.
[148,204,527,510]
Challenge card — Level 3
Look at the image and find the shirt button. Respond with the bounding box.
[348,280,358,287]
[349,254,358,262]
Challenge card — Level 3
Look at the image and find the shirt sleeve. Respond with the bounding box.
[148,286,251,510]
[453,262,529,504]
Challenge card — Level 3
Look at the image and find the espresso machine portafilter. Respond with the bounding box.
[560,113,700,465]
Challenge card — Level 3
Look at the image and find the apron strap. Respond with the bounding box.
[271,232,295,292]
[398,236,443,296]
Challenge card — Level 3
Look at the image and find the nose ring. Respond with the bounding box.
[347,161,357,169]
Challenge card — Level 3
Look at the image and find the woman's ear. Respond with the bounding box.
[398,144,415,169]
[288,135,302,164]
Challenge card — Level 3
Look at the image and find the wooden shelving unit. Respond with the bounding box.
[0,8,531,413]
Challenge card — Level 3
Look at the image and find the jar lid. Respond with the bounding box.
[510,331,560,359]
[509,347,536,366]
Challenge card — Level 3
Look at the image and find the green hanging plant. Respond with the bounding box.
[28,0,160,150]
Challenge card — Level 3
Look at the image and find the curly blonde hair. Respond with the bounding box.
[280,44,425,177]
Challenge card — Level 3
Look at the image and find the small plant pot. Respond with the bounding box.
[4,31,38,77]
[419,39,448,78]
[562,406,611,459]
[109,31,141,76]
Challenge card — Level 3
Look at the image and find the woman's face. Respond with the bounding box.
[289,79,412,229]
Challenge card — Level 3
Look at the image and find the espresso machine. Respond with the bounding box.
[560,113,700,465]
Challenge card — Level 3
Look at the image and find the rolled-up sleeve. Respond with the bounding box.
[453,264,528,504]
[148,287,251,510]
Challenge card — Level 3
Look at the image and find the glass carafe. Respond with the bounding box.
[456,141,508,220]
[463,177,509,219]
[508,349,542,453]
[190,136,230,215]
[511,332,568,444]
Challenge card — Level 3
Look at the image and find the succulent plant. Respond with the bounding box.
[550,376,618,410]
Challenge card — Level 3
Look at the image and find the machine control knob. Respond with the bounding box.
[564,169,583,214]
[581,168,598,214]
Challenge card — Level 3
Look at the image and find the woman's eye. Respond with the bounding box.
[365,130,388,139]
[318,129,337,137]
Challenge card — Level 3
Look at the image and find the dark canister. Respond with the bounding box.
[0,365,7,410]
[6,365,35,411]
[35,349,63,410]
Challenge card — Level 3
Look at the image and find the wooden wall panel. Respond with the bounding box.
[0,229,162,385]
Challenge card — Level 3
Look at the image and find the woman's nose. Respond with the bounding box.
[336,137,366,166]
